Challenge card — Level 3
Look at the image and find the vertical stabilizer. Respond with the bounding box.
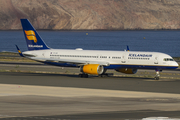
[20,19,49,50]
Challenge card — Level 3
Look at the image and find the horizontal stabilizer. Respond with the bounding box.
[15,45,24,57]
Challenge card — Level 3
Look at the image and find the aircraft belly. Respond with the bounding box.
[105,64,178,69]
[44,61,78,67]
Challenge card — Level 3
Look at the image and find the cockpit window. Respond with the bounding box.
[163,58,174,61]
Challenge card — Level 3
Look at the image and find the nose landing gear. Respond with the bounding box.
[154,69,161,80]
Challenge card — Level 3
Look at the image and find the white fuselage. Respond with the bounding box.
[23,49,179,70]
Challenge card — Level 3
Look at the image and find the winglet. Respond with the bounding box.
[127,45,130,52]
[15,45,24,57]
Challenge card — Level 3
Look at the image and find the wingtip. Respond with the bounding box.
[127,45,130,51]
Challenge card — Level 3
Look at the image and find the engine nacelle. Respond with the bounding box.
[116,68,137,74]
[80,64,104,75]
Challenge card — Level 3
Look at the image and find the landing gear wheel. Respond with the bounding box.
[79,73,88,78]
[154,70,160,80]
[154,76,159,80]
[98,74,108,77]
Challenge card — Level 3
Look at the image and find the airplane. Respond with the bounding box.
[16,19,179,80]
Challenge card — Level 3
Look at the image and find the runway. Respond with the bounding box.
[0,61,180,120]
[0,72,180,120]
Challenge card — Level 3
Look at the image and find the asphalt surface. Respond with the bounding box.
[0,61,180,120]
[1,111,180,120]
[0,72,180,94]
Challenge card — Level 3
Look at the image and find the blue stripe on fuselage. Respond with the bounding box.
[44,61,77,67]
[43,61,178,70]
[104,64,178,69]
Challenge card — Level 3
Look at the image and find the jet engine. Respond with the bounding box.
[80,64,104,75]
[116,68,137,74]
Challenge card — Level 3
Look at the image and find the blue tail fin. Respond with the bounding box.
[20,19,49,51]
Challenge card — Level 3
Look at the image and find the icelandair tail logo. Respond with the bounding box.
[25,30,43,48]
[24,30,37,43]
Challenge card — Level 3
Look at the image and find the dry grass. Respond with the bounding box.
[0,57,36,63]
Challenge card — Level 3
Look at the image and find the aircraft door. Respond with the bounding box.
[43,52,50,58]
[154,56,158,64]
[42,52,45,58]
[121,54,126,63]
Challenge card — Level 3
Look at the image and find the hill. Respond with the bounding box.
[1,0,180,30]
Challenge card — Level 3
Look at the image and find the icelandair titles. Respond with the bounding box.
[28,45,43,48]
[129,54,152,57]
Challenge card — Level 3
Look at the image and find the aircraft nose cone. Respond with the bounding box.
[173,61,179,67]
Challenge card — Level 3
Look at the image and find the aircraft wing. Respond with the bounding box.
[31,57,110,66]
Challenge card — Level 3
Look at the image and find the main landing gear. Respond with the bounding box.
[98,73,114,77]
[78,73,112,78]
[79,73,88,78]
[154,69,161,80]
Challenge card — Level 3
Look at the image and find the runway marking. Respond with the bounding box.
[0,114,16,118]
[144,79,177,82]
[0,84,180,99]
[0,93,23,96]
